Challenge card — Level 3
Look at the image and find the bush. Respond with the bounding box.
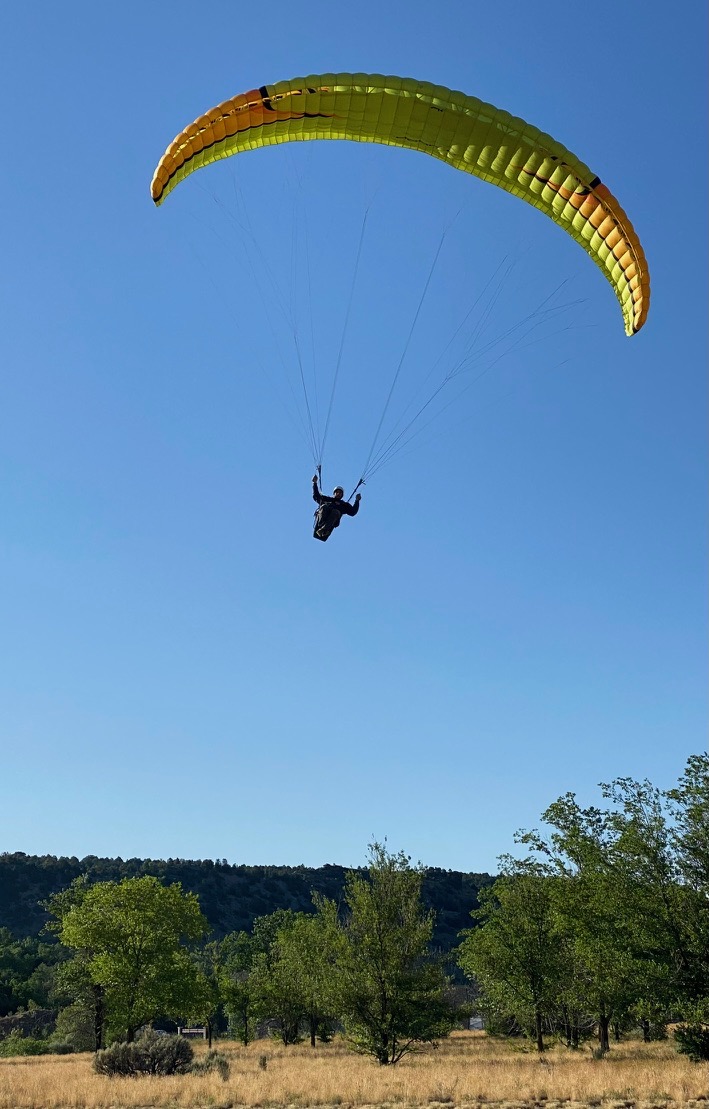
[191,1049,230,1080]
[93,1029,194,1076]
[0,1033,49,1057]
[0,1031,73,1057]
[674,1023,709,1063]
[93,1040,136,1076]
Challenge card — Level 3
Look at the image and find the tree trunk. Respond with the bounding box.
[281,1017,299,1046]
[92,983,104,1051]
[598,1012,610,1053]
[207,1017,213,1049]
[309,1015,316,1048]
[641,1018,650,1043]
[239,1005,251,1046]
[613,1022,621,1042]
[378,1030,390,1065]
[535,1007,545,1054]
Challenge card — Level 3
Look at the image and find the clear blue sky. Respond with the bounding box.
[1,2,706,874]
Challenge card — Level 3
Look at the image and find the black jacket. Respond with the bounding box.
[313,480,360,521]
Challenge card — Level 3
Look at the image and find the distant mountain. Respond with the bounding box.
[0,852,493,951]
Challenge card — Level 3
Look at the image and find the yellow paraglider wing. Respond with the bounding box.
[151,74,649,335]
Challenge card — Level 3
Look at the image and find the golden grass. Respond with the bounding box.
[0,1032,706,1108]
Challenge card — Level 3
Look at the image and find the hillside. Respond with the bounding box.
[0,852,493,951]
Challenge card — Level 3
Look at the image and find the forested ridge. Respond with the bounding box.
[0,852,493,951]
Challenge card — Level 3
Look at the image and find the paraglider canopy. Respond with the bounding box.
[151,72,649,336]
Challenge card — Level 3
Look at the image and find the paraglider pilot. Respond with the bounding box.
[312,475,361,542]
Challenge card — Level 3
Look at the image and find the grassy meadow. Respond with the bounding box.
[0,1032,706,1109]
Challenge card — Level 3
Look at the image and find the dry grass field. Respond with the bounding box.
[0,1032,706,1109]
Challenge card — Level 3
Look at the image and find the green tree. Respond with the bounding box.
[250,947,304,1044]
[53,999,97,1051]
[44,876,107,1049]
[0,928,66,1016]
[599,775,694,1022]
[51,875,208,1042]
[457,754,707,1053]
[330,842,455,1065]
[533,760,709,1041]
[263,908,340,1047]
[520,794,648,1052]
[219,931,261,1045]
[669,754,709,893]
[666,753,709,1016]
[458,862,570,1053]
[189,940,225,1048]
[248,909,312,1045]
[52,955,106,1051]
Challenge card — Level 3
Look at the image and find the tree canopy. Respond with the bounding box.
[50,875,209,1042]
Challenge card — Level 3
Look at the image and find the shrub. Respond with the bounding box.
[93,1029,194,1076]
[0,1033,56,1057]
[674,1023,709,1062]
[93,1040,136,1076]
[0,1033,72,1057]
[191,1049,230,1080]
